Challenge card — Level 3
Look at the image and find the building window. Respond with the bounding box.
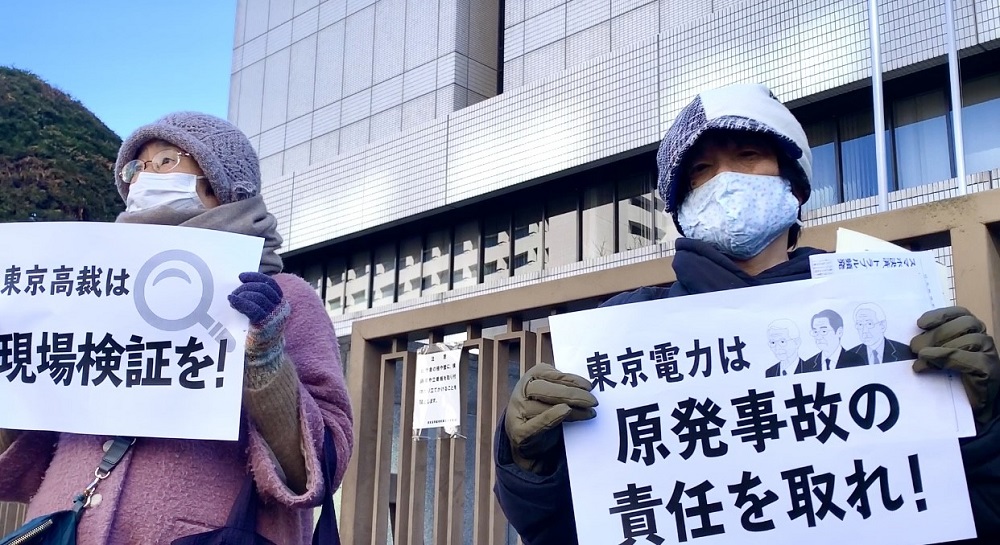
[324,258,346,315]
[630,195,650,208]
[797,100,895,209]
[370,243,396,308]
[302,264,325,300]
[893,89,952,189]
[617,174,655,251]
[653,183,675,244]
[378,285,394,301]
[422,229,450,295]
[839,109,888,202]
[452,220,480,289]
[345,250,370,312]
[628,220,651,239]
[483,214,510,282]
[514,204,542,275]
[803,119,839,210]
[963,73,1000,174]
[397,236,422,302]
[544,193,578,268]
[350,289,366,305]
[795,71,1000,208]
[582,182,614,259]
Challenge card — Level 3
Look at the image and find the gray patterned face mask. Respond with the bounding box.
[677,171,799,260]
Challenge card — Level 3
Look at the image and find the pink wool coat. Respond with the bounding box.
[0,274,354,544]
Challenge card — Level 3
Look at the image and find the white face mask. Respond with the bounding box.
[677,171,800,260]
[125,172,206,213]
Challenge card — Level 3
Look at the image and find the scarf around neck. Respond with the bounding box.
[668,237,825,297]
[115,195,284,275]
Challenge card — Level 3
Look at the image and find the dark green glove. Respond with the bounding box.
[911,306,1000,427]
[505,363,598,474]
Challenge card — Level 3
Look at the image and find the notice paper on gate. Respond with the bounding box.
[413,343,463,433]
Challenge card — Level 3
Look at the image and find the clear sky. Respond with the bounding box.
[0,0,237,138]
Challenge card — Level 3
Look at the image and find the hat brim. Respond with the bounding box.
[663,115,805,214]
[114,124,221,201]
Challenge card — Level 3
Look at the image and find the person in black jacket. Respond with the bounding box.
[493,83,1000,545]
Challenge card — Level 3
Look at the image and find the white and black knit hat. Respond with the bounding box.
[657,83,813,218]
[115,112,261,205]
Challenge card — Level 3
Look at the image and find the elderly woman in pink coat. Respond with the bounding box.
[0,112,354,544]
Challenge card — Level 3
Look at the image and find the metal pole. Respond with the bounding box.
[869,0,889,212]
[944,0,967,195]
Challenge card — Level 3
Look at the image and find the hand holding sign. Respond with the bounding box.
[230,272,291,389]
[910,306,1000,427]
[228,272,283,325]
[505,363,598,473]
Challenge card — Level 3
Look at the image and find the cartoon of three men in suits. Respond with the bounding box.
[765,303,914,377]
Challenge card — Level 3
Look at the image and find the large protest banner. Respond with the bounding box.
[550,270,976,545]
[0,222,263,441]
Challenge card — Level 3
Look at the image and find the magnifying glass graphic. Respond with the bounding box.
[133,249,236,352]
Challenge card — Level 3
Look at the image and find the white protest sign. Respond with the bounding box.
[0,222,264,441]
[413,346,462,431]
[550,272,976,545]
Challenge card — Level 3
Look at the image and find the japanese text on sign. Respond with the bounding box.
[549,272,975,545]
[1,332,229,390]
[2,265,131,297]
[413,344,463,431]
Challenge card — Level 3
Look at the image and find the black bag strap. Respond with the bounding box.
[312,428,340,545]
[169,474,276,545]
[98,436,134,475]
[225,469,260,530]
[73,436,135,512]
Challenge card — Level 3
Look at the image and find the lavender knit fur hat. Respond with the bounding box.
[115,112,261,204]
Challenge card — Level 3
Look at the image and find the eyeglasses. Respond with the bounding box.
[120,149,196,184]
